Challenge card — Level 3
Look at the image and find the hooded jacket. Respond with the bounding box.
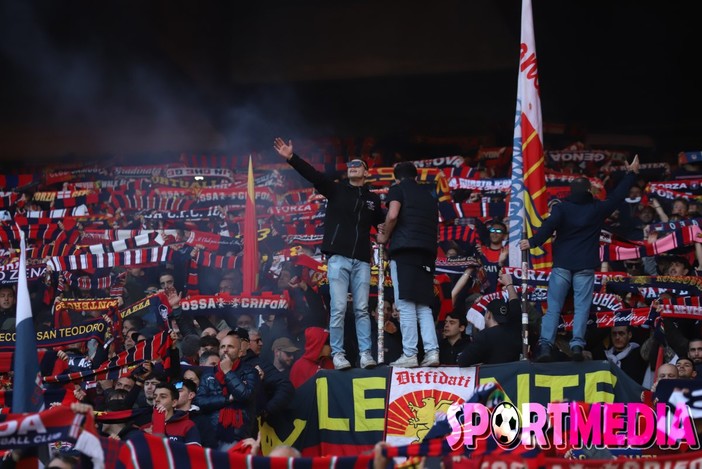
[287,154,384,263]
[528,172,636,271]
[289,327,333,388]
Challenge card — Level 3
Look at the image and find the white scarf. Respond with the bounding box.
[605,342,640,367]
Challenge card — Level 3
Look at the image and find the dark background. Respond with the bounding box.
[0,0,699,165]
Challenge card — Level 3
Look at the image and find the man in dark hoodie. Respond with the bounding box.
[289,327,334,388]
[274,137,385,371]
[520,155,640,362]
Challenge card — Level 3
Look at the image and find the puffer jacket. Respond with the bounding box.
[193,360,259,444]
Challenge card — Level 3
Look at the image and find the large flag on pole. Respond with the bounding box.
[12,229,44,413]
[508,0,552,269]
[242,155,259,294]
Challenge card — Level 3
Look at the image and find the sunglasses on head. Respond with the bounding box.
[347,160,367,169]
[489,228,504,233]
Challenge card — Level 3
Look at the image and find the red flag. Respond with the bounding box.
[508,0,552,269]
[243,155,259,294]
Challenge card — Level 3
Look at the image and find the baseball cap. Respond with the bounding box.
[271,337,300,353]
[486,299,509,324]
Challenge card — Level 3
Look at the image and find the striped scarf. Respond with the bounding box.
[599,224,700,261]
[110,192,197,211]
[87,231,164,254]
[438,225,480,245]
[117,431,373,469]
[44,330,172,384]
[47,246,171,272]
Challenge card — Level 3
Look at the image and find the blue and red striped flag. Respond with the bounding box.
[508,0,552,269]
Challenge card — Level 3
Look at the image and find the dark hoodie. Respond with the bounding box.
[528,172,635,271]
[289,327,333,388]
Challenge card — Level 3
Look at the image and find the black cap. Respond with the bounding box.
[232,327,250,342]
[486,299,509,324]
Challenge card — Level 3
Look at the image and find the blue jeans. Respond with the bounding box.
[539,267,594,349]
[327,255,372,356]
[390,260,439,357]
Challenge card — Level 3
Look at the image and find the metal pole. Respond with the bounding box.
[374,243,385,364]
[521,230,530,360]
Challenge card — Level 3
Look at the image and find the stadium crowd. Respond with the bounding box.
[0,136,701,459]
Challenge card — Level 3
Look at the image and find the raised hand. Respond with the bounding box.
[273,137,294,159]
[166,288,182,309]
[625,154,640,174]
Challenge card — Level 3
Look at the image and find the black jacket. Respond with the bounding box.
[241,350,295,418]
[386,179,438,258]
[457,299,522,366]
[439,335,471,365]
[528,172,636,271]
[287,154,384,263]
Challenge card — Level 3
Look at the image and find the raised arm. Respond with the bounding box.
[274,137,335,197]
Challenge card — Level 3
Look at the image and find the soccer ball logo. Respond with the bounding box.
[490,402,521,448]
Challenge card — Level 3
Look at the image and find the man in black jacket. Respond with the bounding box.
[377,162,439,368]
[274,137,385,370]
[520,155,640,362]
[457,272,521,366]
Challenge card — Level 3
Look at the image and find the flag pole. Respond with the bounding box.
[520,228,530,360]
[374,243,385,364]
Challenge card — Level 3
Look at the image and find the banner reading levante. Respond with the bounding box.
[260,361,646,458]
[259,367,387,456]
[477,360,644,409]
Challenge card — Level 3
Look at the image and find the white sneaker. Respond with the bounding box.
[389,354,418,368]
[419,350,440,367]
[333,353,352,370]
[360,351,377,369]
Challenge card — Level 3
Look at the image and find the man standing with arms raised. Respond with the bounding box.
[274,137,385,370]
[520,155,639,362]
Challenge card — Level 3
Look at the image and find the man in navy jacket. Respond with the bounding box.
[520,155,640,362]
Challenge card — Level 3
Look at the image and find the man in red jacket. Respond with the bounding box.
[142,382,201,445]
